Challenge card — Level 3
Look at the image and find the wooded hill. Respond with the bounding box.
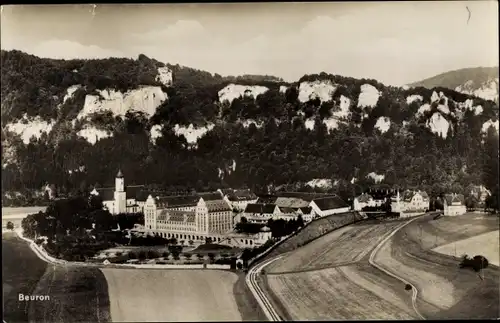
[1,50,498,205]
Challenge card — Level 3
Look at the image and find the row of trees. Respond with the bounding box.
[235,215,306,238]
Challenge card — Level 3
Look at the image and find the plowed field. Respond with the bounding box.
[267,220,403,273]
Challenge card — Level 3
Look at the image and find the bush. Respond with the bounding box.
[162,251,169,258]
[147,250,159,259]
[116,251,123,257]
[236,262,243,270]
[459,254,489,272]
[6,221,14,230]
[138,250,146,260]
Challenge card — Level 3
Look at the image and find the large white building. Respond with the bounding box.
[143,191,234,243]
[443,193,467,216]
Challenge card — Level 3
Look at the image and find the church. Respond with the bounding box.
[90,170,147,215]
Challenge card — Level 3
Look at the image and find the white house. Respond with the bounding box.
[391,190,430,213]
[219,189,258,212]
[243,203,280,224]
[353,193,375,211]
[309,195,351,218]
[443,193,467,216]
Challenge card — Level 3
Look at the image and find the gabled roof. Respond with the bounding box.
[244,203,276,214]
[156,195,200,208]
[275,197,310,208]
[444,193,465,206]
[158,209,196,222]
[125,185,146,200]
[256,195,278,204]
[299,206,312,214]
[312,195,349,211]
[206,200,232,212]
[95,187,114,201]
[278,207,297,214]
[277,192,334,202]
[227,189,257,201]
[198,192,224,201]
[356,193,373,203]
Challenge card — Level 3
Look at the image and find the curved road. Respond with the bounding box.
[247,215,428,321]
[245,256,284,321]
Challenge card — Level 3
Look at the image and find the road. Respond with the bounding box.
[368,215,426,320]
[248,214,428,321]
[245,256,284,321]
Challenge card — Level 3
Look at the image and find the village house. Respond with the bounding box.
[243,203,280,224]
[468,185,491,205]
[353,193,375,211]
[391,190,430,213]
[218,188,258,211]
[309,195,351,218]
[443,193,467,216]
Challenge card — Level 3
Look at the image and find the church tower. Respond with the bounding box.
[114,169,127,214]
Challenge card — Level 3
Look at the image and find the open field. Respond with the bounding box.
[2,232,49,323]
[101,268,242,322]
[2,206,47,217]
[267,220,403,273]
[433,231,499,266]
[375,213,499,319]
[266,266,416,320]
[2,231,111,323]
[29,265,111,323]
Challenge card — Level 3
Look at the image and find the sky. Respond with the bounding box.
[1,1,498,86]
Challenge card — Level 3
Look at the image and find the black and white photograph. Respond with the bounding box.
[1,1,499,322]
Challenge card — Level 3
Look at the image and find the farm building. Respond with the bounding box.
[443,193,467,216]
[244,204,280,224]
[309,195,351,218]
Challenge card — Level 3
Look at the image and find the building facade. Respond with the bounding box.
[391,190,430,213]
[143,192,234,242]
[309,196,351,218]
[90,170,145,215]
[443,193,467,216]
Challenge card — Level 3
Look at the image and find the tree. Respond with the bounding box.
[6,221,14,230]
[296,214,305,228]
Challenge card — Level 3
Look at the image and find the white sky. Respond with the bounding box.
[1,2,498,86]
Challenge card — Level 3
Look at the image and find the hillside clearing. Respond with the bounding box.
[101,268,241,322]
[433,230,499,266]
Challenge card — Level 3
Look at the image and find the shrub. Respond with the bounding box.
[6,221,14,230]
[116,251,123,257]
[236,262,243,270]
[147,250,160,259]
[162,251,169,258]
[138,250,146,260]
[405,284,412,291]
[459,254,489,272]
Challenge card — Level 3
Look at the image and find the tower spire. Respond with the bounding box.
[116,169,124,178]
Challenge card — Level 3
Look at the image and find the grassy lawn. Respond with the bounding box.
[2,232,48,323]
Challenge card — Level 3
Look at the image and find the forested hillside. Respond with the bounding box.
[408,66,499,103]
[1,50,499,205]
